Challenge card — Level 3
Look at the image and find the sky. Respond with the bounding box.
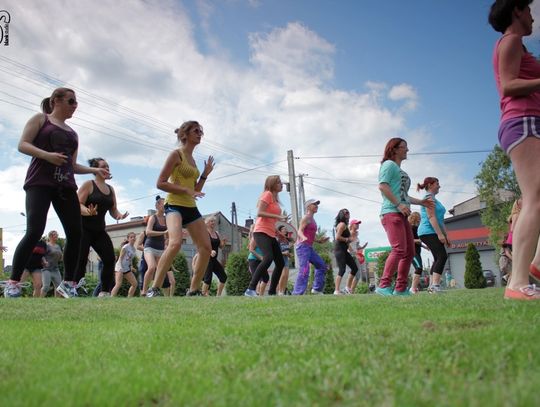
[1,0,540,266]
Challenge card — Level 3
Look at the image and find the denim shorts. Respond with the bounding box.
[164,204,202,227]
[499,116,540,154]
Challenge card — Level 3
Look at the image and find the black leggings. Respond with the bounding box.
[248,232,284,294]
[203,258,227,285]
[75,228,115,292]
[420,234,448,276]
[335,249,358,277]
[248,259,269,283]
[11,186,81,282]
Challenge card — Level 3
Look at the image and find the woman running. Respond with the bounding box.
[377,138,432,296]
[333,208,359,295]
[244,175,288,297]
[147,121,214,297]
[4,88,110,298]
[111,232,138,297]
[292,199,328,295]
[417,177,450,293]
[141,196,168,296]
[201,216,228,296]
[75,158,128,297]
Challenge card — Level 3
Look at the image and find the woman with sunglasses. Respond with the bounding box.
[377,138,432,296]
[147,121,214,297]
[244,175,289,297]
[4,88,110,298]
[74,157,129,297]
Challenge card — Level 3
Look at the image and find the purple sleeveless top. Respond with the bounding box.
[299,218,317,246]
[24,116,79,191]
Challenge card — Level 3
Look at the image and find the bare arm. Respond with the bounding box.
[249,238,263,260]
[499,34,540,97]
[335,222,351,243]
[379,182,411,216]
[135,232,145,252]
[194,156,215,192]
[108,185,128,221]
[297,215,310,242]
[78,181,97,216]
[257,199,286,221]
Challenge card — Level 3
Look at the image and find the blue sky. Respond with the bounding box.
[1,0,538,265]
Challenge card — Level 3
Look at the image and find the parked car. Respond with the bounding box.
[483,270,496,287]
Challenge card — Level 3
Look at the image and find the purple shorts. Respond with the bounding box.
[499,116,540,154]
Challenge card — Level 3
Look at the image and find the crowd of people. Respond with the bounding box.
[3,1,540,300]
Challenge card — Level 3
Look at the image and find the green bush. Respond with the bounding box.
[355,282,369,294]
[464,243,486,289]
[225,249,250,296]
[320,252,335,294]
[375,251,390,284]
[172,252,190,296]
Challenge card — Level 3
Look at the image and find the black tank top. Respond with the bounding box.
[210,232,221,252]
[144,215,167,250]
[334,224,351,252]
[82,181,114,231]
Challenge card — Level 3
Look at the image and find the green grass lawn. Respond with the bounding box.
[1,288,539,407]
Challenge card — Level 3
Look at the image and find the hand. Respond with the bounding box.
[86,204,98,216]
[280,214,291,222]
[187,189,206,199]
[319,236,330,243]
[0,245,7,252]
[397,203,411,217]
[95,167,111,180]
[117,211,129,220]
[45,152,68,166]
[437,234,446,244]
[202,156,215,178]
[211,250,217,258]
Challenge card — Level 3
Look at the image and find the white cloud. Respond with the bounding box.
[388,83,418,111]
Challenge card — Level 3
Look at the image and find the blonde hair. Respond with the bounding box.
[174,121,201,145]
[408,212,420,225]
[508,198,522,223]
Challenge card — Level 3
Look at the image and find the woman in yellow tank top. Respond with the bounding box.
[147,121,215,297]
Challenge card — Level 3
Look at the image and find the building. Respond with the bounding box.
[84,211,248,274]
[444,196,501,288]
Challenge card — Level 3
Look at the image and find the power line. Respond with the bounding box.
[296,150,492,160]
[303,180,382,205]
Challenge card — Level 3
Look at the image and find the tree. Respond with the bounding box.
[464,243,486,289]
[225,249,250,296]
[474,145,520,247]
[172,252,190,296]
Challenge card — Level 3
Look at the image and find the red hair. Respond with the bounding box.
[381,138,406,163]
[417,177,438,192]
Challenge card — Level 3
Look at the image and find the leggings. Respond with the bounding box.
[11,186,81,282]
[75,228,115,292]
[420,234,448,276]
[203,258,227,285]
[335,249,358,277]
[248,232,284,295]
[248,259,269,283]
[412,246,423,275]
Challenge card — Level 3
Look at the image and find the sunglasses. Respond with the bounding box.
[67,98,78,105]
[193,128,204,134]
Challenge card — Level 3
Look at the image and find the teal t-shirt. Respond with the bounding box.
[418,193,446,236]
[378,160,411,215]
[247,246,263,261]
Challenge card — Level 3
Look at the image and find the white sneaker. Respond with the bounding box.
[310,289,323,295]
[333,290,341,296]
[343,287,352,295]
[2,281,22,298]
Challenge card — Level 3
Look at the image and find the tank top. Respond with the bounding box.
[44,243,63,269]
[299,218,317,246]
[209,232,221,252]
[493,34,540,122]
[144,215,167,250]
[334,223,351,252]
[82,181,114,231]
[165,150,200,208]
[115,244,135,272]
[24,115,79,190]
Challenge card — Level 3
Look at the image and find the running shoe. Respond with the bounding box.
[392,289,411,296]
[310,289,323,295]
[504,284,540,301]
[146,287,163,297]
[375,286,394,296]
[56,281,74,298]
[2,280,22,298]
[244,289,258,297]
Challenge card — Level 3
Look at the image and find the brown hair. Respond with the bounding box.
[417,177,439,192]
[381,138,406,163]
[174,121,201,145]
[40,87,75,114]
[408,212,420,225]
[264,175,282,192]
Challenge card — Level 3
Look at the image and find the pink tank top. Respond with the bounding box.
[300,218,317,246]
[493,34,540,122]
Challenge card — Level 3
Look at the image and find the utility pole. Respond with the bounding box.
[297,173,307,218]
[287,150,299,229]
[231,202,238,252]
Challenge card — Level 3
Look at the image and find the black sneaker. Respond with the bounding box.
[186,289,202,296]
[146,287,163,297]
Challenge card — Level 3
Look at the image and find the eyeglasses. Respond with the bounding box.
[67,98,78,106]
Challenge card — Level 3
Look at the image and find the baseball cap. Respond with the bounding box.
[304,199,320,209]
[350,219,362,225]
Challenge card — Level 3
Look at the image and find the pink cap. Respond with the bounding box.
[350,219,361,225]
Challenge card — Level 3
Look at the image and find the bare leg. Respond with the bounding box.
[186,219,211,293]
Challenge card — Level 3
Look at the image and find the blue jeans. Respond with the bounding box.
[293,244,327,295]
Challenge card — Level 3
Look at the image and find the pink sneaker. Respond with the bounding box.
[504,285,540,301]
